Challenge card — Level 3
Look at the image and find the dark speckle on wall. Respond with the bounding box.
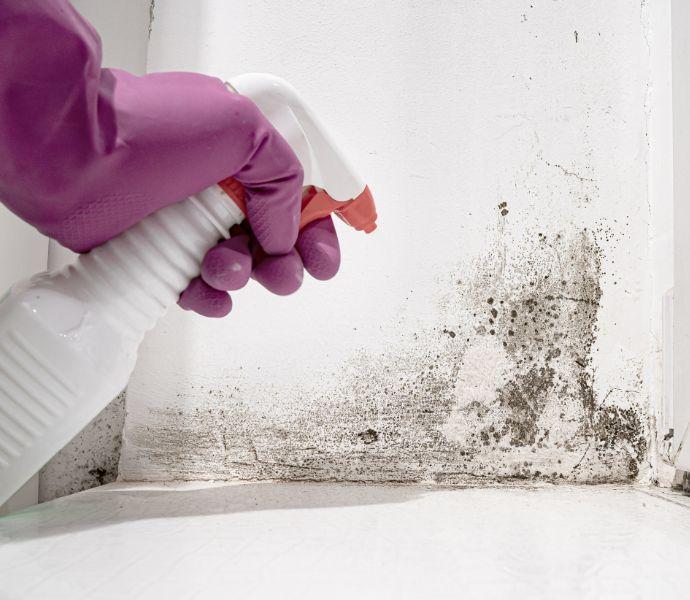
[358,429,380,445]
[39,392,126,501]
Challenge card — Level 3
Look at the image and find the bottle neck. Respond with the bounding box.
[62,187,243,339]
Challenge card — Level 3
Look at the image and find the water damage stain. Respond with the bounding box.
[127,224,647,485]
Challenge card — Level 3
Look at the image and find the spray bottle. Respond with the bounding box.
[0,74,377,506]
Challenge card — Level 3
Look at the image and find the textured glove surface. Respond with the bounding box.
[0,0,340,317]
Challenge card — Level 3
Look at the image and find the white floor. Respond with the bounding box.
[0,482,688,600]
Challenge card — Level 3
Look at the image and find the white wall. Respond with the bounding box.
[647,0,674,481]
[0,212,47,289]
[671,0,690,471]
[120,0,661,484]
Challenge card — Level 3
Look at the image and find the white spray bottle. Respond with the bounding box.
[0,74,377,506]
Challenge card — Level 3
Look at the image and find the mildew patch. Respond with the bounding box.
[126,222,648,485]
[497,366,555,446]
[40,392,126,501]
[440,224,647,482]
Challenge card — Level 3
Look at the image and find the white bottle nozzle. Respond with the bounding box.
[228,73,366,201]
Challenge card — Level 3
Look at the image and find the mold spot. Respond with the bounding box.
[498,367,555,446]
[39,392,126,501]
[358,429,380,445]
[88,467,108,486]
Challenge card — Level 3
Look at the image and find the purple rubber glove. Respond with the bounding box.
[179,215,341,317]
[0,0,340,318]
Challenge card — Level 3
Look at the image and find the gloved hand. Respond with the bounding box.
[0,0,340,318]
[180,211,341,317]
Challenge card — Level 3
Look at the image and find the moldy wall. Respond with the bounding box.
[120,1,660,485]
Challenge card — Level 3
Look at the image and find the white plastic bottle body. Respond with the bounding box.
[0,73,374,508]
[0,187,243,505]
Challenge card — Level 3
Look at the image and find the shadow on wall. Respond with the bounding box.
[0,481,423,542]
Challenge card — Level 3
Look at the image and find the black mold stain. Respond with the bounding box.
[40,392,126,501]
[128,229,648,486]
[358,429,380,444]
[497,366,555,446]
[88,467,109,486]
[460,228,647,482]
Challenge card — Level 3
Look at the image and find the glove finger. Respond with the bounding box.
[295,216,341,281]
[251,248,304,296]
[231,99,303,255]
[178,277,232,318]
[200,234,252,291]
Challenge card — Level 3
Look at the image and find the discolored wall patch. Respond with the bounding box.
[40,392,126,501]
[440,224,647,483]
[124,220,648,485]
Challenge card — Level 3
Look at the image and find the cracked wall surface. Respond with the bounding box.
[120,1,656,485]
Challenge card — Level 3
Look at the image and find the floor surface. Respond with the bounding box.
[0,481,689,599]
